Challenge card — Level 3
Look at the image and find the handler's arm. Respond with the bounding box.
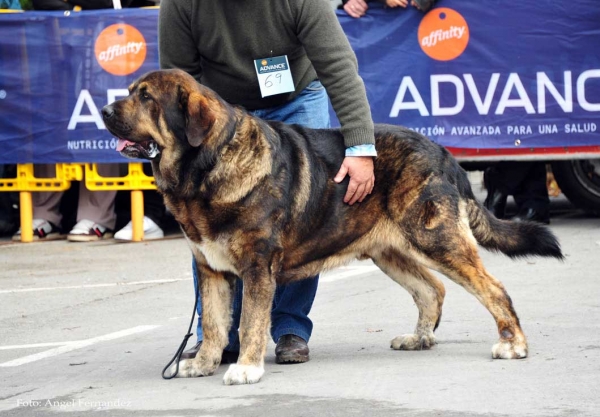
[293,0,376,205]
[158,0,202,81]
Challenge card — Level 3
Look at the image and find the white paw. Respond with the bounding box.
[174,358,193,378]
[391,333,436,350]
[492,341,528,359]
[174,357,217,378]
[223,364,264,385]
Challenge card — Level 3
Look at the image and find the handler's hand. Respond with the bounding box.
[385,0,408,8]
[343,0,369,18]
[334,156,375,205]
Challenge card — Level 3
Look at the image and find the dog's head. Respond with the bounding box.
[102,69,219,160]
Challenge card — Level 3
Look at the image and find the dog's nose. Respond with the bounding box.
[102,105,114,119]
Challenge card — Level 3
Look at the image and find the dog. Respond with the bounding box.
[102,69,563,385]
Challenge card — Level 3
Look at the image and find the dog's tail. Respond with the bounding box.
[465,199,564,260]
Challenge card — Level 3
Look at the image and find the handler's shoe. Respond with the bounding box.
[12,219,64,241]
[114,216,164,241]
[275,335,310,364]
[67,219,113,242]
[180,341,240,364]
[512,207,550,225]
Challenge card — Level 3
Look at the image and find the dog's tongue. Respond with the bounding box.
[116,139,135,152]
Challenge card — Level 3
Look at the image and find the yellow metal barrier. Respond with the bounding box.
[0,163,157,243]
[85,163,156,242]
[0,163,82,192]
[0,164,83,242]
[84,163,156,191]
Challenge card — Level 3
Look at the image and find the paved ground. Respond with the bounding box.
[1,175,599,417]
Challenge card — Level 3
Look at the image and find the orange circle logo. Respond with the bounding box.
[418,8,469,61]
[95,24,147,76]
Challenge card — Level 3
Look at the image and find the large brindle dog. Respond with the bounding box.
[102,69,562,385]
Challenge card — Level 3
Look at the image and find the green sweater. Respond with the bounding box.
[158,0,375,148]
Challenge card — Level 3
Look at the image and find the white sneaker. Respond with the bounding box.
[114,216,164,241]
[67,219,114,242]
[12,219,64,241]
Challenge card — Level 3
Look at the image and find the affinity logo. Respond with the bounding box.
[418,8,469,61]
[94,24,146,76]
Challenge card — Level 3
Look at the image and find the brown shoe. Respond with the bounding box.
[180,341,239,364]
[275,335,309,364]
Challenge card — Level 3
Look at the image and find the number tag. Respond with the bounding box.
[254,55,295,98]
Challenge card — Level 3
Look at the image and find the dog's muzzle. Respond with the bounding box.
[116,139,160,160]
[102,104,160,160]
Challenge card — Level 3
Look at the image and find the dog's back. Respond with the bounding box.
[265,122,562,274]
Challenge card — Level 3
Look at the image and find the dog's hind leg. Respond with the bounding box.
[417,212,529,359]
[391,176,528,358]
[179,261,234,378]
[437,255,528,359]
[372,249,445,351]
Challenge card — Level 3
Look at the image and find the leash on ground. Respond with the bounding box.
[161,281,200,379]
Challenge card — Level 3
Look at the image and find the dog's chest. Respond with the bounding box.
[189,237,239,275]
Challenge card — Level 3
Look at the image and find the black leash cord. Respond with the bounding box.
[161,281,200,380]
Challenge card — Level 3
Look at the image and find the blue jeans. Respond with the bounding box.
[193,80,331,351]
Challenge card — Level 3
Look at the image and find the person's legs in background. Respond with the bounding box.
[12,164,64,241]
[483,164,508,219]
[114,163,165,241]
[185,80,330,364]
[12,164,120,241]
[67,164,119,242]
[67,186,117,241]
[0,165,19,237]
[512,162,550,224]
[484,161,550,224]
[484,161,529,219]
[141,189,166,235]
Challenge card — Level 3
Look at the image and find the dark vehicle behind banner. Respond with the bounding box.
[0,1,599,212]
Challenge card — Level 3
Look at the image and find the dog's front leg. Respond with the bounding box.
[178,258,234,378]
[223,267,275,385]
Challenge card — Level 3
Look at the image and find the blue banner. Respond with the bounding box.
[1,1,599,163]
[333,1,600,154]
[0,8,159,163]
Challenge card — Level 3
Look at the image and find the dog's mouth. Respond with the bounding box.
[116,139,160,160]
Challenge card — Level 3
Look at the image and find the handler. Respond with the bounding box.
[158,0,376,364]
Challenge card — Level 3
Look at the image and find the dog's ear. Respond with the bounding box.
[179,86,213,147]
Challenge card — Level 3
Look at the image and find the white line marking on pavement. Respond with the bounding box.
[0,342,73,350]
[0,325,160,367]
[320,265,380,283]
[1,266,379,294]
[0,279,189,294]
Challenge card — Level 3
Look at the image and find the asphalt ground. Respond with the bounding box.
[0,173,599,416]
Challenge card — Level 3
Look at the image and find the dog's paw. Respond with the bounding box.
[391,333,436,350]
[173,358,194,378]
[223,364,264,385]
[175,356,219,378]
[492,340,528,359]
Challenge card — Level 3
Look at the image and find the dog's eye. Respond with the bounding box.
[141,92,151,100]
